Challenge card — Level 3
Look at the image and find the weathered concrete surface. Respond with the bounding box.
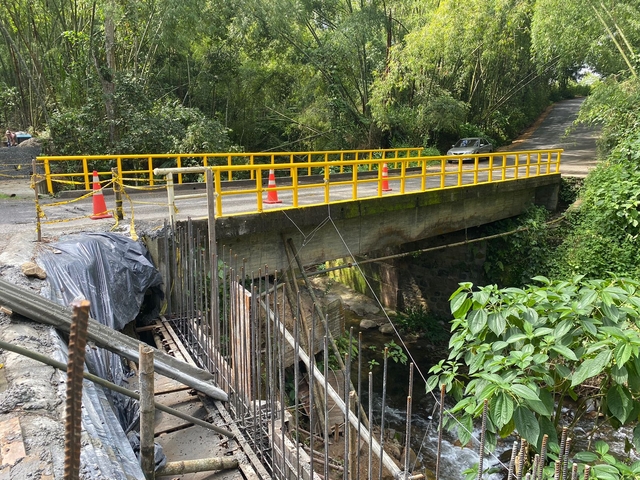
[203,174,560,275]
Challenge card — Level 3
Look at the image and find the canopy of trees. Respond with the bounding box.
[0,0,637,155]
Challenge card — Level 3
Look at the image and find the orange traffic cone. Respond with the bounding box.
[381,163,392,192]
[90,170,113,219]
[264,169,282,204]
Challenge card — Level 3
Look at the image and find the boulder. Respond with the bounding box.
[359,319,378,330]
[379,323,395,335]
[21,262,46,280]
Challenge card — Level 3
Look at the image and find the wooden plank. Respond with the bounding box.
[0,417,26,467]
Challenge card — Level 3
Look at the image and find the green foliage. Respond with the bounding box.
[394,304,449,344]
[483,206,555,287]
[428,277,640,456]
[384,340,407,365]
[48,74,234,155]
[558,176,583,207]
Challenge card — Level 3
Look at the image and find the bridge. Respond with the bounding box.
[37,147,562,276]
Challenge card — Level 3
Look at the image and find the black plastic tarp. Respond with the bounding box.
[39,232,163,331]
[38,232,165,471]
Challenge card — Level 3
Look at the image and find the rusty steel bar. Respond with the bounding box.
[139,344,155,479]
[64,299,91,480]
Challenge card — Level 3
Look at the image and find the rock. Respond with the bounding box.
[350,303,380,316]
[379,323,395,335]
[20,262,46,280]
[359,319,378,330]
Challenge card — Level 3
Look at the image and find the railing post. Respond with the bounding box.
[166,173,176,226]
[323,161,330,204]
[214,169,223,217]
[256,168,264,212]
[148,157,154,186]
[83,158,90,190]
[43,158,53,195]
[112,167,124,220]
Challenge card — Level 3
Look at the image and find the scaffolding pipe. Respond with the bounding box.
[0,278,228,402]
[0,339,235,438]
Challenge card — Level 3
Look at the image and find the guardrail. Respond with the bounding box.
[154,149,562,224]
[37,147,425,195]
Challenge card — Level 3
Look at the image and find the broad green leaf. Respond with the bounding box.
[573,451,598,462]
[450,292,471,318]
[531,276,550,285]
[633,424,640,452]
[468,309,488,335]
[571,350,612,387]
[525,397,552,417]
[554,364,571,379]
[553,320,573,340]
[426,375,440,393]
[611,364,628,385]
[513,406,539,446]
[550,345,578,361]
[614,342,633,367]
[490,392,514,429]
[602,302,620,323]
[607,384,633,424]
[488,312,506,335]
[510,384,540,402]
[595,440,609,455]
[472,290,490,307]
[492,341,509,352]
[581,319,598,336]
[507,333,528,344]
[523,308,540,326]
[457,414,474,447]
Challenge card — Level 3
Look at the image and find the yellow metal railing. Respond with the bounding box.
[152,149,562,223]
[37,147,425,195]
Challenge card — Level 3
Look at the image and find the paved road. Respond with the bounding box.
[507,97,599,178]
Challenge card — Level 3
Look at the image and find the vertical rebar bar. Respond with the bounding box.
[558,427,568,480]
[349,390,357,480]
[584,465,590,480]
[476,399,488,480]
[278,273,287,479]
[538,434,549,480]
[570,463,578,480]
[139,344,155,480]
[368,371,373,480]
[435,384,445,480]
[507,440,518,480]
[323,333,329,480]
[378,347,389,480]
[63,299,91,480]
[344,351,350,480]
[309,326,315,478]
[357,332,363,477]
[294,293,301,480]
[563,438,572,480]
[404,363,414,479]
[516,439,526,480]
[531,454,539,480]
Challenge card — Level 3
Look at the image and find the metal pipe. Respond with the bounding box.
[0,278,228,402]
[155,456,239,476]
[0,339,235,438]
